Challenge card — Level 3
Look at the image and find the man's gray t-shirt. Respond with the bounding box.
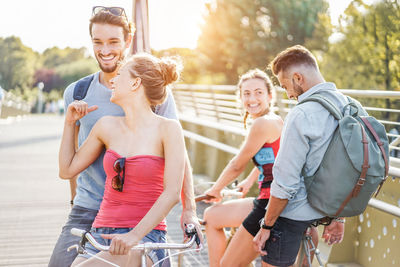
[63,71,178,210]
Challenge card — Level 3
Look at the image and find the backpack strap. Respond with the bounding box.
[360,117,389,177]
[360,117,389,197]
[297,94,343,120]
[73,74,95,100]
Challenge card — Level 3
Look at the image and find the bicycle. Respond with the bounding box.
[194,183,261,267]
[67,224,201,267]
[295,226,323,267]
[196,182,325,267]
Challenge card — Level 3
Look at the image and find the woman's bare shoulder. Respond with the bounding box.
[252,113,283,130]
[159,117,182,135]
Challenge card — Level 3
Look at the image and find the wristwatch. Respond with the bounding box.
[259,218,274,230]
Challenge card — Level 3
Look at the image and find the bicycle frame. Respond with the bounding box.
[295,227,323,267]
[68,224,201,267]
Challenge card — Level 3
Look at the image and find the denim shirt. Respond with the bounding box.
[63,72,178,210]
[270,82,349,221]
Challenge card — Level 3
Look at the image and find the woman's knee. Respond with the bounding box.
[203,205,219,227]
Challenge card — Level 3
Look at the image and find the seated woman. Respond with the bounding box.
[59,54,185,267]
[203,69,284,267]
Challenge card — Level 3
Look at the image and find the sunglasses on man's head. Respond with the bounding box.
[92,6,128,21]
[112,157,126,192]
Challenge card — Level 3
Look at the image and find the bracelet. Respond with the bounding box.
[70,200,74,206]
[334,218,345,223]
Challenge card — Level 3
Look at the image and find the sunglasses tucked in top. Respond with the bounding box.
[92,6,128,21]
[112,157,126,192]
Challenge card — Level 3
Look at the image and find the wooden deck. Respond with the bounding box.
[0,115,68,266]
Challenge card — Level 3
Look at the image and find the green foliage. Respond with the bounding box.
[42,46,87,69]
[0,36,96,102]
[197,0,330,84]
[153,47,225,84]
[320,0,400,120]
[55,57,98,89]
[0,36,39,90]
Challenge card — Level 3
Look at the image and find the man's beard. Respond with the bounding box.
[96,53,124,73]
[292,78,304,100]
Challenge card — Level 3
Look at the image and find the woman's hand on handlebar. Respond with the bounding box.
[236,178,253,197]
[101,232,139,255]
[203,187,223,203]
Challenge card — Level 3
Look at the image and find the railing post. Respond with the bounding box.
[210,87,220,122]
[189,87,199,117]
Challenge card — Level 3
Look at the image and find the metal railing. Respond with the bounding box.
[0,90,31,118]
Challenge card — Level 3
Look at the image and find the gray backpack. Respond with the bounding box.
[298,94,389,217]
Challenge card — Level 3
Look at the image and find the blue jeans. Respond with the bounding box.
[48,205,98,267]
[80,227,168,267]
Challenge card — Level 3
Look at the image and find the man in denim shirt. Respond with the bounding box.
[253,45,345,266]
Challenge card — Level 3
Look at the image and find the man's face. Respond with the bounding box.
[91,23,129,73]
[277,71,304,100]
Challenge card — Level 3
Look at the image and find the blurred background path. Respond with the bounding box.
[0,115,68,266]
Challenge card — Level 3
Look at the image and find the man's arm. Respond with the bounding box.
[180,151,203,243]
[63,83,79,206]
[253,109,309,254]
[69,125,80,206]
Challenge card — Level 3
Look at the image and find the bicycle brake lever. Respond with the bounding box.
[184,223,202,248]
[195,233,201,247]
[67,244,86,254]
[67,244,78,252]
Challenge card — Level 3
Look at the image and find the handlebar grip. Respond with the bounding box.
[195,194,215,202]
[71,228,86,237]
[221,190,242,197]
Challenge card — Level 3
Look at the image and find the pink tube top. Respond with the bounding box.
[92,149,166,231]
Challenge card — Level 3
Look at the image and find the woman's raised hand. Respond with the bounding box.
[66,100,98,124]
[236,178,253,197]
[203,187,223,203]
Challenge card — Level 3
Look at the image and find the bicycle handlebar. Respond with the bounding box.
[70,224,200,253]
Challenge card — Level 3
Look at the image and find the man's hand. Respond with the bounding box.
[180,209,204,246]
[322,219,345,245]
[253,228,270,256]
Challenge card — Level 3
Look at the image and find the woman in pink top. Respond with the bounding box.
[59,53,185,267]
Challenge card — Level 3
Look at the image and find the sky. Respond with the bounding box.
[0,0,371,55]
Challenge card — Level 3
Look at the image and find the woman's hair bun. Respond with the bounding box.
[159,57,182,86]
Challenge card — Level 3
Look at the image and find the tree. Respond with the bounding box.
[42,46,87,69]
[197,0,330,84]
[0,36,39,90]
[320,0,400,120]
[153,48,212,84]
[55,58,98,89]
[34,68,63,93]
